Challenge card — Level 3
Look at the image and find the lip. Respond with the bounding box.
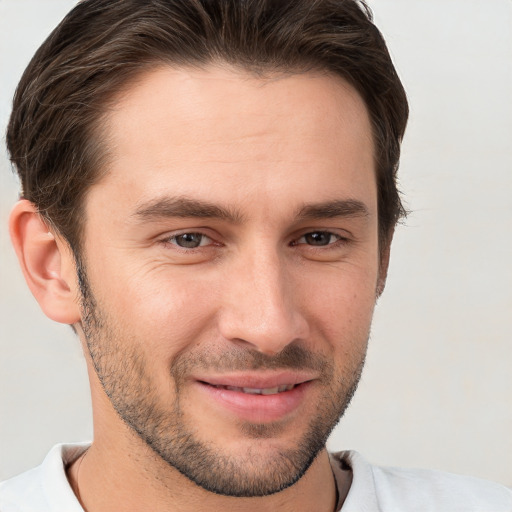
[192,371,316,423]
[196,370,317,389]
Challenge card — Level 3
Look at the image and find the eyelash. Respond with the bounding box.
[292,232,345,248]
[165,232,215,250]
[162,231,348,251]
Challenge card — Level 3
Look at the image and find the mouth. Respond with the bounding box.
[193,373,315,423]
[203,383,297,395]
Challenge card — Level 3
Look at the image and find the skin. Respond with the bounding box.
[10,65,389,511]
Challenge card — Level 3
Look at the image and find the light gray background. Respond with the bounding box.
[1,0,511,486]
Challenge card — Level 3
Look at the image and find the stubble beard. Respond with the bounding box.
[77,260,367,497]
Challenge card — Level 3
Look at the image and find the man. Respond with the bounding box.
[1,0,510,510]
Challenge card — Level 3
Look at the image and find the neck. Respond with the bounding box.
[68,436,342,512]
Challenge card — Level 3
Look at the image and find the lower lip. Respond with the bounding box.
[195,381,312,423]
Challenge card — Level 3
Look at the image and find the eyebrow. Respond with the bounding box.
[132,196,370,224]
[133,196,245,223]
[296,199,370,221]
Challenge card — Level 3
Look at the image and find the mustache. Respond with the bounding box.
[171,342,330,377]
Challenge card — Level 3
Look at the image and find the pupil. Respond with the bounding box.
[305,232,330,246]
[177,233,202,248]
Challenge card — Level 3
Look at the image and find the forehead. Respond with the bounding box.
[92,65,376,216]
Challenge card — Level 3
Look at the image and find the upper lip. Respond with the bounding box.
[193,371,317,389]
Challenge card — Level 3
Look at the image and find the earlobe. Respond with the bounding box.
[9,200,81,324]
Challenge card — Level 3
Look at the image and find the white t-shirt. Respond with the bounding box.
[1,443,511,511]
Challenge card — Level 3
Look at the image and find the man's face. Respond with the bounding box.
[78,66,381,496]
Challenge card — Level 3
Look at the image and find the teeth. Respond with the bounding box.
[260,387,279,395]
[243,387,268,394]
[214,384,296,395]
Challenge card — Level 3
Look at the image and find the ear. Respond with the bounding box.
[376,234,393,298]
[9,200,81,324]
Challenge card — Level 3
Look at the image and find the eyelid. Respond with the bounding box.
[159,229,219,250]
[157,227,351,250]
[298,232,341,242]
[168,232,212,247]
[291,229,351,246]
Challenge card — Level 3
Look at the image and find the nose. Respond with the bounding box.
[217,248,309,355]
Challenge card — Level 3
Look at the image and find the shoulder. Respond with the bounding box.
[0,443,89,512]
[330,451,512,512]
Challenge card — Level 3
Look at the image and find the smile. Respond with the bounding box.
[194,376,314,423]
[209,384,297,395]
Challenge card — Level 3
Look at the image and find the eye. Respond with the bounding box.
[296,231,342,246]
[168,232,212,249]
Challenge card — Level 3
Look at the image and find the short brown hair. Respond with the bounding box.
[7,0,408,253]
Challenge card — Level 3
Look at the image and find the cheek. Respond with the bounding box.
[89,257,221,363]
[298,262,378,348]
